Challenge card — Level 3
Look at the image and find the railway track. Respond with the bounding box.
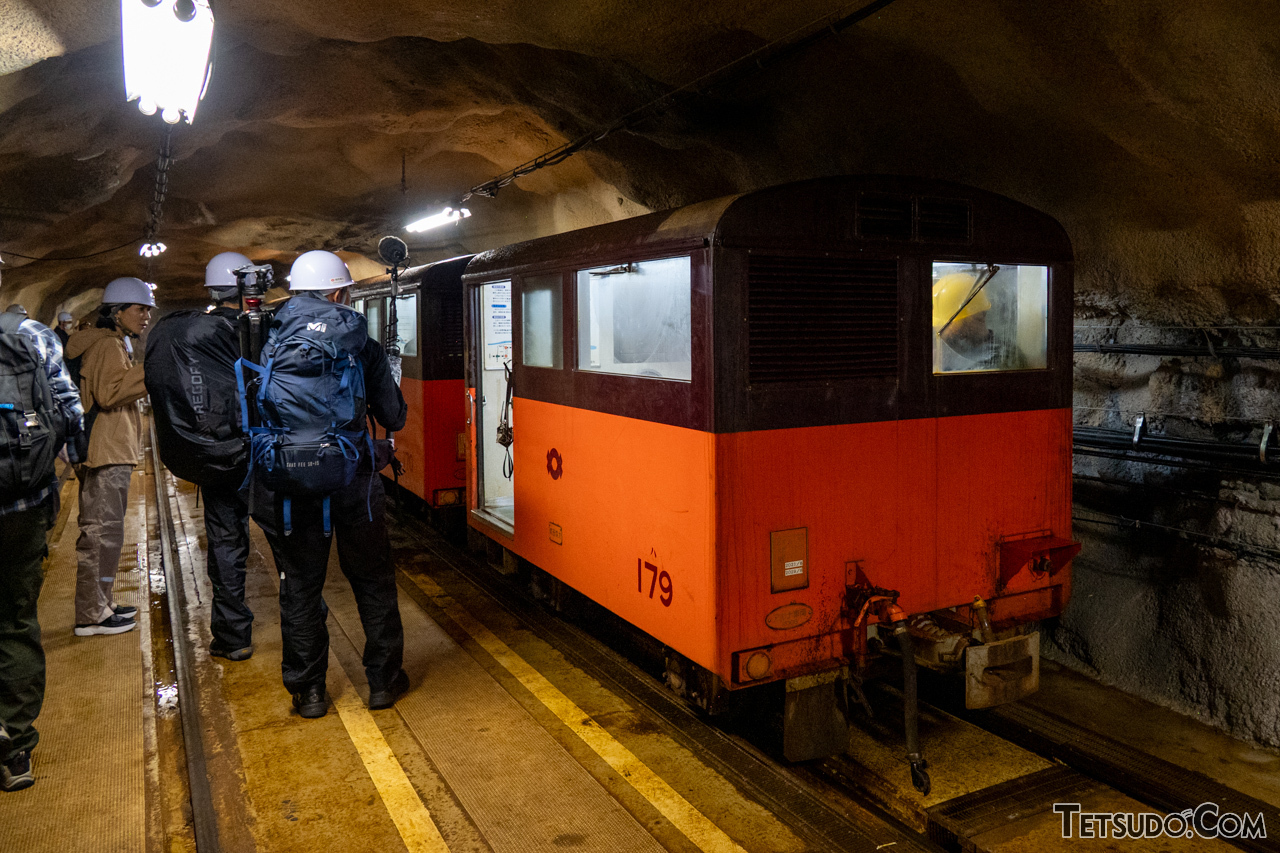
[389,502,1280,853]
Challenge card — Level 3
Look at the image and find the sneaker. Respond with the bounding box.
[74,614,137,636]
[367,669,410,710]
[209,644,253,662]
[0,722,10,756]
[1,751,33,792]
[111,603,138,618]
[292,685,327,719]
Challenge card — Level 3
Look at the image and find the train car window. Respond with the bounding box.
[522,274,563,368]
[576,256,692,381]
[932,262,1048,373]
[352,298,365,315]
[367,298,383,345]
[396,293,418,357]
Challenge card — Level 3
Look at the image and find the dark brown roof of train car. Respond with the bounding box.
[463,175,1071,279]
[353,254,474,296]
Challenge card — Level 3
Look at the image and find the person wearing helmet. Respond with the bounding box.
[53,311,74,348]
[64,276,155,637]
[932,271,993,371]
[250,250,409,718]
[193,251,258,655]
[0,305,84,791]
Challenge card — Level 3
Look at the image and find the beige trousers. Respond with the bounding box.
[74,464,134,625]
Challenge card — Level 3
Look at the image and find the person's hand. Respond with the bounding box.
[68,430,89,464]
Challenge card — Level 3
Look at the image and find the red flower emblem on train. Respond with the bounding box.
[546,448,563,480]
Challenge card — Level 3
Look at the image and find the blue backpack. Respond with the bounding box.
[237,297,371,535]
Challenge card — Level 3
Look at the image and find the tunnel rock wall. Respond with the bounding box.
[1064,323,1280,747]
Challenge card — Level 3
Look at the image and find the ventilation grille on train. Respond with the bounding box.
[441,297,463,360]
[856,193,971,242]
[747,256,899,384]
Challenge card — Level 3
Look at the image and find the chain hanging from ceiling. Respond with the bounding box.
[140,126,174,272]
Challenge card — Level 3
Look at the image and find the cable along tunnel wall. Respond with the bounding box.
[1055,320,1280,748]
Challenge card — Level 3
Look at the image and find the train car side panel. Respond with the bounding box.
[508,398,720,667]
[422,377,467,503]
[394,375,428,500]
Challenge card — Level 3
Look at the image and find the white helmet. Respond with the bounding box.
[4,304,27,316]
[57,312,74,323]
[102,276,157,307]
[289,250,353,291]
[205,251,253,291]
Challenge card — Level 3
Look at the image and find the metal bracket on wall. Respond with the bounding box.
[1132,412,1145,448]
[1261,422,1273,463]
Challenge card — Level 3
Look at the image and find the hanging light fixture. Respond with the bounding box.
[139,242,167,258]
[405,206,471,233]
[121,0,215,125]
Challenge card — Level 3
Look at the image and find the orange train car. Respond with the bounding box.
[461,176,1079,779]
[352,256,471,509]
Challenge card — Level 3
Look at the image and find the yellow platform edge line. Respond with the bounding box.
[331,670,451,853]
[411,573,747,853]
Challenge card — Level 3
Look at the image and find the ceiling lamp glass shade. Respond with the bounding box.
[121,0,215,125]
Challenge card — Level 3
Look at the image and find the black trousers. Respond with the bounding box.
[0,499,54,756]
[253,472,404,694]
[203,483,253,652]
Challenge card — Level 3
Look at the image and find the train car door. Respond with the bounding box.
[475,280,515,531]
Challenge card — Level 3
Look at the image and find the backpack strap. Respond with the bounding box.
[283,497,292,537]
[322,496,331,537]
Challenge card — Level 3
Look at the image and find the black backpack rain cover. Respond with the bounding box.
[0,313,65,501]
[144,309,246,488]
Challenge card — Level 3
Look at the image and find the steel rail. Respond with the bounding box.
[148,421,222,852]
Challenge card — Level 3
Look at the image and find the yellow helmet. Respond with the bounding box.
[932,272,991,328]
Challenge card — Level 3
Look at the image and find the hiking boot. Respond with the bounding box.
[368,669,410,710]
[74,614,137,636]
[209,644,253,662]
[292,685,327,719]
[111,603,138,618]
[1,751,33,792]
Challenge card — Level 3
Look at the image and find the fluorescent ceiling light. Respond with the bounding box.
[405,207,471,233]
[140,242,167,257]
[122,0,215,125]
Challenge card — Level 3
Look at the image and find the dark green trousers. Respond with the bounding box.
[0,499,53,756]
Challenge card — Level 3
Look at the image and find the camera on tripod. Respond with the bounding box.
[234,263,274,301]
[233,263,275,369]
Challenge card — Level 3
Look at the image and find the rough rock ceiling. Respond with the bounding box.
[2,1,1279,323]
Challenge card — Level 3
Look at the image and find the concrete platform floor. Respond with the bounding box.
[0,470,152,852]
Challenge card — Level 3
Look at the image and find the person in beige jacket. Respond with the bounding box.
[65,277,155,636]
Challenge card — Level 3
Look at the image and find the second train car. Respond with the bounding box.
[351,255,471,510]
[457,175,1080,783]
